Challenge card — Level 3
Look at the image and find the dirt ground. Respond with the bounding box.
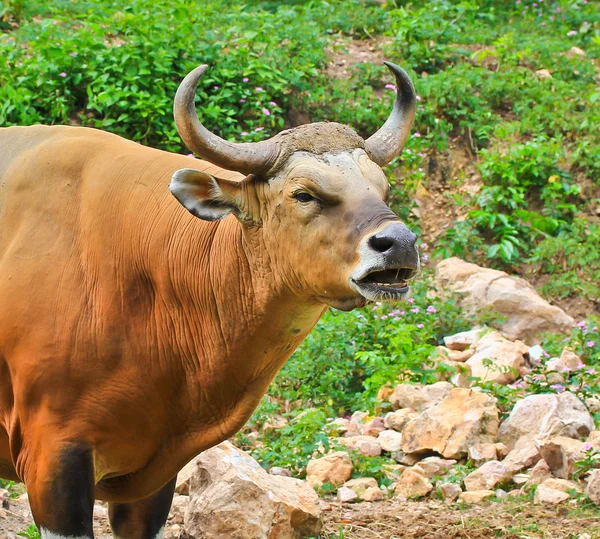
[321,498,600,539]
[2,492,600,539]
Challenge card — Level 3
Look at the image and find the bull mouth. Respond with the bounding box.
[351,266,418,301]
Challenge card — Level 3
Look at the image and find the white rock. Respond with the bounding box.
[536,69,552,79]
[337,486,358,503]
[418,457,457,479]
[459,490,494,503]
[436,258,574,344]
[389,382,453,412]
[334,435,382,457]
[307,451,353,487]
[184,442,322,538]
[503,438,541,473]
[466,331,529,385]
[269,467,293,477]
[384,409,418,431]
[343,477,378,495]
[469,443,498,466]
[394,466,433,499]
[585,469,600,505]
[546,350,583,374]
[534,484,570,504]
[499,392,594,450]
[464,461,512,491]
[361,486,383,501]
[169,494,189,524]
[378,430,403,452]
[537,436,586,479]
[401,388,499,459]
[444,328,483,350]
[438,482,462,503]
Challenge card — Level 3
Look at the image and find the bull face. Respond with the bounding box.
[170,64,419,310]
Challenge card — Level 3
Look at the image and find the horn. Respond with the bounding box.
[365,62,417,167]
[174,65,278,176]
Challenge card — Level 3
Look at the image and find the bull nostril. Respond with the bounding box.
[369,234,394,253]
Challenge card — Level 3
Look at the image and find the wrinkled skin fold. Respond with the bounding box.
[0,62,418,537]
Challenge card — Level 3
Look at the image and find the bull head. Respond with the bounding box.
[170,63,419,310]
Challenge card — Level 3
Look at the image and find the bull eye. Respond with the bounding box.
[294,192,316,204]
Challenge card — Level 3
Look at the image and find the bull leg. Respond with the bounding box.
[25,444,95,539]
[108,477,176,539]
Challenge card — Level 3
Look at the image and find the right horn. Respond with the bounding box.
[365,62,417,167]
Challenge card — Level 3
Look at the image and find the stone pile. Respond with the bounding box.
[303,380,598,509]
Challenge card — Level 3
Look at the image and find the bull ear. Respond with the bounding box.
[170,168,241,222]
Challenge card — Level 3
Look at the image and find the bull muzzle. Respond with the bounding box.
[350,222,419,302]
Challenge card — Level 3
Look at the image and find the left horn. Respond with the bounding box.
[365,62,417,167]
[174,65,279,176]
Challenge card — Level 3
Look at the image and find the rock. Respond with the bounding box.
[343,477,378,496]
[345,413,385,438]
[503,439,541,473]
[391,450,421,466]
[418,457,457,479]
[378,430,403,452]
[459,490,494,503]
[389,382,453,412]
[498,392,594,450]
[537,437,586,479]
[568,46,586,57]
[436,258,574,344]
[466,331,528,385]
[533,479,581,504]
[401,388,499,459]
[464,461,512,491]
[512,473,529,485]
[165,524,183,539]
[384,409,418,432]
[269,467,293,477]
[169,494,189,525]
[394,466,434,499]
[494,443,510,459]
[536,69,552,79]
[346,411,369,437]
[527,459,553,486]
[585,469,600,505]
[542,478,582,494]
[439,482,462,503]
[468,443,498,466]
[361,486,383,502]
[546,349,584,373]
[586,397,600,415]
[436,345,474,362]
[307,451,353,487]
[184,442,322,538]
[361,417,386,437]
[334,436,382,457]
[337,487,358,503]
[177,456,200,495]
[495,489,508,500]
[444,328,483,351]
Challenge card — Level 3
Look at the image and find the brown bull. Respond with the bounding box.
[0,62,418,538]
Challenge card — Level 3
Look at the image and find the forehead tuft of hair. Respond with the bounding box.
[268,122,366,172]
